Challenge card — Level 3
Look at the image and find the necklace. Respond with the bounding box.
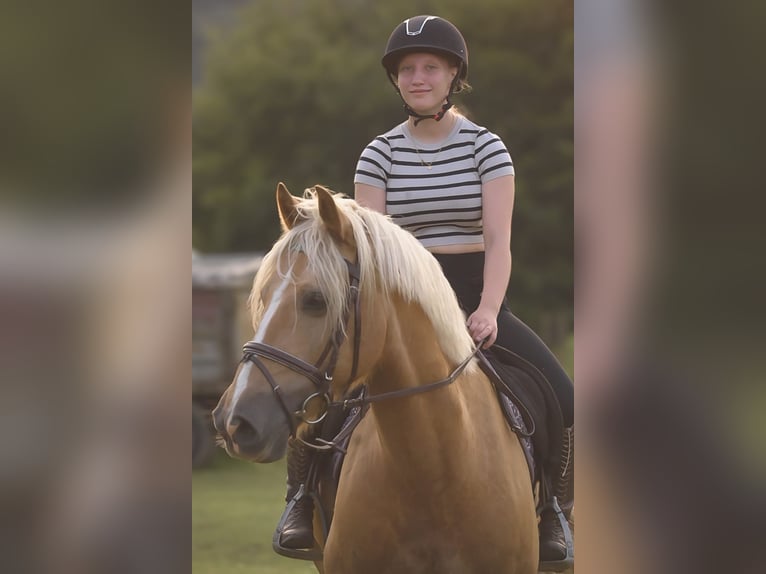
[412,142,444,170]
[408,114,454,170]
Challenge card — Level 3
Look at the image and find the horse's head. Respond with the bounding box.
[212,183,388,462]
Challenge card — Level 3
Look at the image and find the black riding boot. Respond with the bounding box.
[276,437,315,551]
[539,426,574,571]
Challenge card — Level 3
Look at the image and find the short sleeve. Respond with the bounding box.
[354,136,391,189]
[474,129,515,183]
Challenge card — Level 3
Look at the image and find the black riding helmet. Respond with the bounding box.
[382,15,469,124]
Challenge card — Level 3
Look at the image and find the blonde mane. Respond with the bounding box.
[251,187,477,367]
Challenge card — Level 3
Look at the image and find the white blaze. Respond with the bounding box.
[228,268,294,425]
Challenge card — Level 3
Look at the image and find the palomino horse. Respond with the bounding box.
[213,183,538,573]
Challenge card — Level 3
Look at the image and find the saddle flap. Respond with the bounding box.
[478,345,565,477]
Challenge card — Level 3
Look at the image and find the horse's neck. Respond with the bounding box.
[365,300,484,472]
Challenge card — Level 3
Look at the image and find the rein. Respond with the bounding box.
[338,341,484,410]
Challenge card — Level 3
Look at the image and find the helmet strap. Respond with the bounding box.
[404,100,452,126]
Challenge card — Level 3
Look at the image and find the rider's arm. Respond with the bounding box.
[354,183,386,214]
[480,174,515,316]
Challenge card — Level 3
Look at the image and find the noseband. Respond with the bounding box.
[241,259,362,440]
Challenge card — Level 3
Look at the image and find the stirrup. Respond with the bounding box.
[272,485,323,561]
[538,496,574,572]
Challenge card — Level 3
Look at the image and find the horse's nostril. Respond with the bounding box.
[231,416,258,446]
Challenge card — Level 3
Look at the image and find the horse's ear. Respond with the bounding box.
[315,185,354,247]
[276,182,302,231]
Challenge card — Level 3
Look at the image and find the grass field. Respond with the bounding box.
[193,335,574,573]
[193,452,316,574]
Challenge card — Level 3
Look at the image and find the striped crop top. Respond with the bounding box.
[353,115,514,248]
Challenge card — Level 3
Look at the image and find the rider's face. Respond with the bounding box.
[396,52,457,115]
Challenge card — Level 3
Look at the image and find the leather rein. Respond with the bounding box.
[240,256,483,450]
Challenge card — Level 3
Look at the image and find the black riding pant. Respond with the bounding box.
[433,252,574,427]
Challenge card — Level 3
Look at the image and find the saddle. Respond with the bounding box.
[298,347,566,554]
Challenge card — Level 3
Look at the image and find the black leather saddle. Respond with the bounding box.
[478,344,565,499]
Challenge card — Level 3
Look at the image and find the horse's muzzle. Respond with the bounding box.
[212,400,288,462]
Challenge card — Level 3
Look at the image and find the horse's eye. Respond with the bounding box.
[302,290,327,315]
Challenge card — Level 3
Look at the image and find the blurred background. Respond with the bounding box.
[1,1,189,573]
[192,1,572,572]
[575,1,766,573]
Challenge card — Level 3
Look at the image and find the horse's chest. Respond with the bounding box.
[326,536,486,574]
[325,510,517,574]
[326,421,536,573]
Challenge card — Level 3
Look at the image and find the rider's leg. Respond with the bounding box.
[538,426,574,568]
[492,308,574,568]
[278,437,315,549]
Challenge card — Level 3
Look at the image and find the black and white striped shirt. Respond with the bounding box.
[354,115,514,248]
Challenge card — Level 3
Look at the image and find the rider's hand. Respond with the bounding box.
[466,306,498,349]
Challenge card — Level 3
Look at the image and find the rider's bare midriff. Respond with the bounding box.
[428,242,485,255]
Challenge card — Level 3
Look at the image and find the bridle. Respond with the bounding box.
[241,258,362,442]
[240,255,484,451]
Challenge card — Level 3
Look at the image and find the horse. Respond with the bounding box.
[213,183,538,573]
